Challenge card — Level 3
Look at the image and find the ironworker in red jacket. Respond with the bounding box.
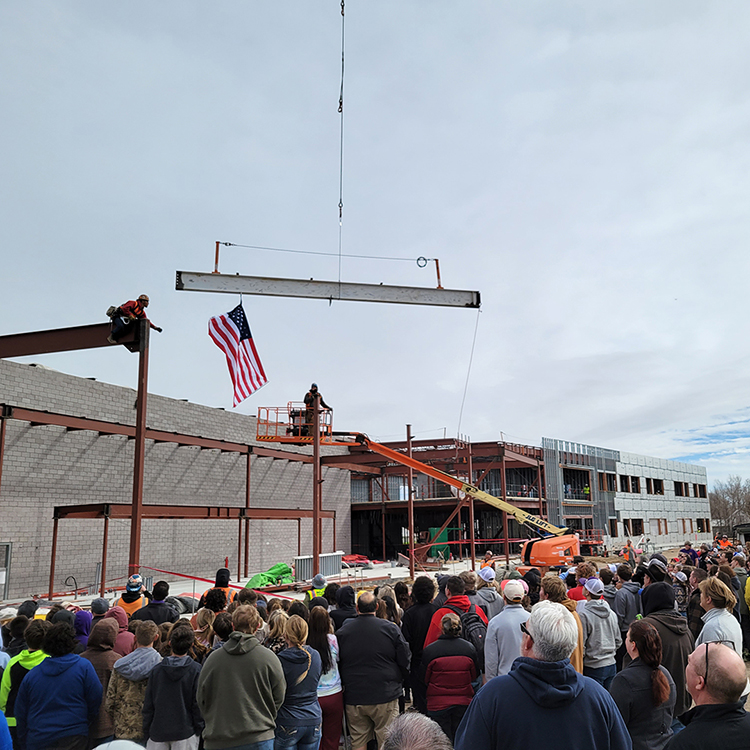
[420,612,479,742]
[107,294,162,343]
[423,576,488,648]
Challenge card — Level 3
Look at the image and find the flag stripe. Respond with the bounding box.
[208,303,267,406]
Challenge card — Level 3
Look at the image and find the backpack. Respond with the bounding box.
[445,603,486,670]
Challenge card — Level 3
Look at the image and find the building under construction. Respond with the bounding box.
[348,435,712,563]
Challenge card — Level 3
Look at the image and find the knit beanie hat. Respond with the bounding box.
[641,581,675,616]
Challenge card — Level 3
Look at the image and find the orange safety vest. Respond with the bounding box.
[202,586,237,604]
[115,595,146,618]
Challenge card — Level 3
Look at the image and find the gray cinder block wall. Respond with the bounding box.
[0,359,351,600]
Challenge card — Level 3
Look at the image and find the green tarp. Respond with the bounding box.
[246,562,295,589]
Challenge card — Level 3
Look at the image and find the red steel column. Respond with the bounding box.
[312,394,321,576]
[298,519,302,556]
[500,453,509,564]
[0,415,6,498]
[244,452,251,578]
[49,516,59,599]
[407,424,415,578]
[100,514,109,597]
[237,519,243,582]
[468,443,476,569]
[128,320,150,576]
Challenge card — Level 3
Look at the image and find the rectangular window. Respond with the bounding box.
[609,519,619,537]
[646,478,654,494]
[599,472,606,491]
[650,518,660,537]
[620,475,631,493]
[653,479,664,495]
[607,473,617,492]
[697,518,705,533]
[705,518,711,533]
[623,518,632,536]
[699,484,707,498]
[632,518,644,535]
[675,482,685,497]
[662,518,668,534]
[631,476,640,493]
[688,518,693,533]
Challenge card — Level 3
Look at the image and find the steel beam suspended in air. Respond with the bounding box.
[175,271,481,309]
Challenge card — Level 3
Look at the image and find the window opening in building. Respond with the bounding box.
[675,482,685,497]
[620,475,631,493]
[631,476,640,493]
[623,519,632,536]
[609,519,618,537]
[631,519,644,535]
[646,478,653,494]
[653,479,664,495]
[562,467,592,501]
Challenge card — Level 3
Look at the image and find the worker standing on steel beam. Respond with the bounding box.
[303,383,331,436]
[107,294,162,343]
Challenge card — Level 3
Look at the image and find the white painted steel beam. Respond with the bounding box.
[175,271,480,309]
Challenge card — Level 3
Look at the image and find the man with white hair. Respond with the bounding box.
[665,642,750,749]
[454,601,630,750]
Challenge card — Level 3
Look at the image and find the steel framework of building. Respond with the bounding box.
[0,321,336,597]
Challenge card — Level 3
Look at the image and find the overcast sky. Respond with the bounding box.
[2,2,749,485]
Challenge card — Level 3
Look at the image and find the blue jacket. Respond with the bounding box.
[276,647,322,728]
[15,654,103,750]
[454,657,631,750]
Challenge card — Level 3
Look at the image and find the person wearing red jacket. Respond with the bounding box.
[420,612,479,742]
[423,576,488,649]
[107,294,162,343]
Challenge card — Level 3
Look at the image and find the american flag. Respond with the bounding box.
[208,303,268,406]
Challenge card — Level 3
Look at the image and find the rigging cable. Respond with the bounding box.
[219,241,432,264]
[337,0,346,290]
[456,306,482,437]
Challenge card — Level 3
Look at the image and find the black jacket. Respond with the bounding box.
[665,701,750,750]
[131,601,179,626]
[609,657,675,750]
[337,615,410,705]
[640,610,694,717]
[400,602,436,673]
[143,655,204,742]
[331,586,357,631]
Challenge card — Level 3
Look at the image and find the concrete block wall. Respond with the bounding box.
[0,359,351,600]
[611,452,711,550]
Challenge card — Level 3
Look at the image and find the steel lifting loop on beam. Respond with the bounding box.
[416,256,428,268]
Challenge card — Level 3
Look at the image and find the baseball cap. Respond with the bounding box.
[502,580,526,602]
[584,578,604,596]
[126,574,143,592]
[478,567,496,582]
[91,597,110,615]
[673,571,688,584]
[734,553,746,562]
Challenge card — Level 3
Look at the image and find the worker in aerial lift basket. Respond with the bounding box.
[303,383,331,436]
[106,294,162,343]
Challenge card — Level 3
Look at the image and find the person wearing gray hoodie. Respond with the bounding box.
[106,620,162,743]
[578,578,621,690]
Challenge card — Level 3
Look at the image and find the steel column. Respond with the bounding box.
[312,394,321,576]
[500,454,509,564]
[407,425,415,578]
[0,416,6,499]
[457,504,462,560]
[237,519,243,582]
[537,463,544,517]
[128,320,150,576]
[382,502,387,561]
[100,515,109,597]
[298,519,302,556]
[244,451,251,579]
[49,516,59,599]
[468,443,476,569]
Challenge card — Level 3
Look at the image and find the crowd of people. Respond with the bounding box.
[1,540,750,750]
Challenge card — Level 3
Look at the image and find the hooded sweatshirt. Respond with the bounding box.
[476,585,504,620]
[578,599,621,668]
[74,611,93,649]
[104,606,136,657]
[424,594,489,648]
[0,649,48,727]
[197,632,286,749]
[106,647,163,740]
[14,654,102,750]
[143,655,203,742]
[614,580,641,633]
[330,586,357,631]
[276,646,322,728]
[81,619,120,739]
[453,657,631,750]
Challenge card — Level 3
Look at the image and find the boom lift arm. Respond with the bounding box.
[355,434,568,538]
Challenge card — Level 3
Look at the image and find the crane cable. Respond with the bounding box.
[337,0,346,290]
